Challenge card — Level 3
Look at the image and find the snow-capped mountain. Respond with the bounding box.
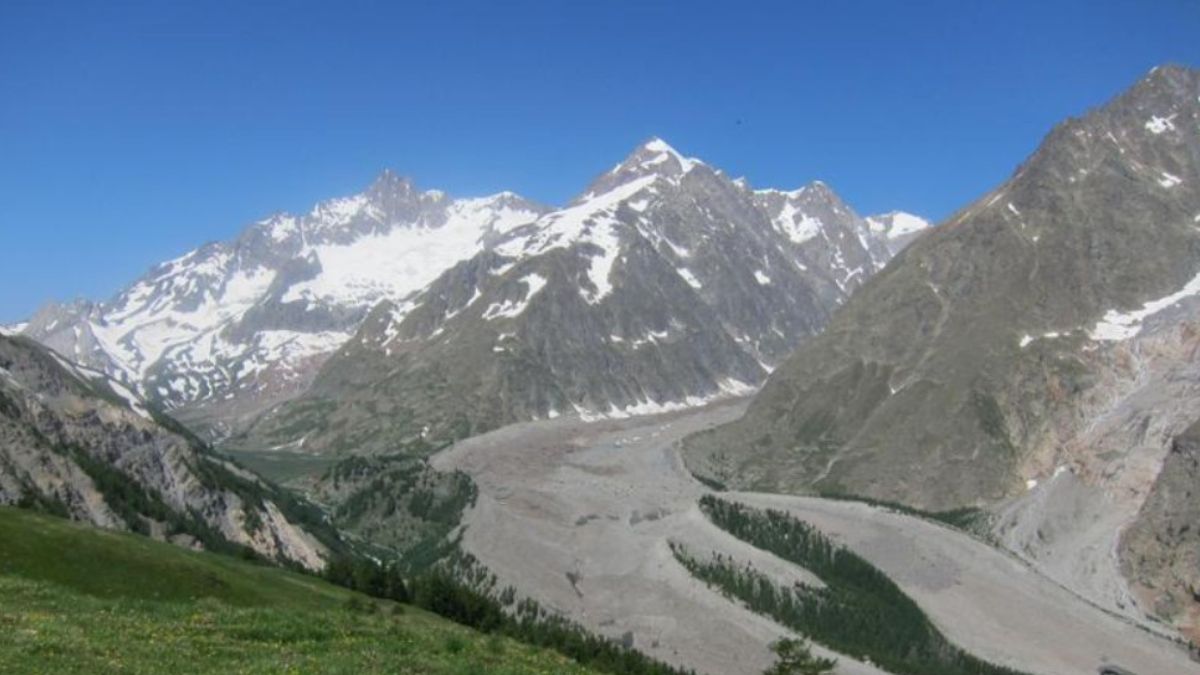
[21,139,927,448]
[234,138,929,457]
[20,175,548,439]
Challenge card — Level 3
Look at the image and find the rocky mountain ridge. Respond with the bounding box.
[231,139,929,458]
[18,139,927,454]
[683,64,1200,640]
[0,329,333,569]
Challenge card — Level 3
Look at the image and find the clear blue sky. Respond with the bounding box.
[1,0,1197,323]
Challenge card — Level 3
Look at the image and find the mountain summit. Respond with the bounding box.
[601,137,702,184]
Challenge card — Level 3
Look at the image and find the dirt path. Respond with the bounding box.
[433,402,1194,675]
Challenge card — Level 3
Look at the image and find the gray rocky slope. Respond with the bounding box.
[684,64,1200,640]
[0,330,332,569]
[231,139,928,457]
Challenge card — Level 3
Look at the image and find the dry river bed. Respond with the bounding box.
[431,399,1194,675]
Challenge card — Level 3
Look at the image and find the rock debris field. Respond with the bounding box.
[433,400,1194,675]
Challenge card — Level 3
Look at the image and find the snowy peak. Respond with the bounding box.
[366,167,411,195]
[866,211,930,237]
[755,181,859,244]
[621,137,702,177]
[866,211,932,253]
[308,173,424,235]
[577,137,705,203]
[362,168,438,218]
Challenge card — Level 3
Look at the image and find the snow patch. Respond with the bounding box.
[309,194,374,228]
[482,273,548,320]
[572,377,757,422]
[867,212,931,240]
[582,233,621,303]
[237,330,352,380]
[92,264,277,381]
[1144,114,1176,134]
[773,203,822,244]
[261,214,300,244]
[496,174,656,306]
[1090,270,1200,341]
[641,138,701,174]
[1158,172,1182,188]
[47,350,154,420]
[628,329,670,348]
[678,268,702,289]
[285,196,539,308]
[1019,331,1063,348]
[105,378,154,420]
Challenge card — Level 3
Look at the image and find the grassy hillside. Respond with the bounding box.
[0,507,596,674]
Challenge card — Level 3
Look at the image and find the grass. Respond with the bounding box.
[0,507,597,674]
[0,506,339,609]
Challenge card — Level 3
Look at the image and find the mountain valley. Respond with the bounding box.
[5,61,1200,675]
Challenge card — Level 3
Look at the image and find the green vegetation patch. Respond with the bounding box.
[0,507,601,674]
[676,496,1027,675]
[0,507,343,609]
[814,491,989,532]
[319,455,477,572]
[0,574,595,675]
[0,507,691,675]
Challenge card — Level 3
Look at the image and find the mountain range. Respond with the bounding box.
[13,139,928,459]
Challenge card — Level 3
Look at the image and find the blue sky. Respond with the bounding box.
[1,0,1197,322]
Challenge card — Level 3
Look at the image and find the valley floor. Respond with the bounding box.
[432,400,1195,675]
